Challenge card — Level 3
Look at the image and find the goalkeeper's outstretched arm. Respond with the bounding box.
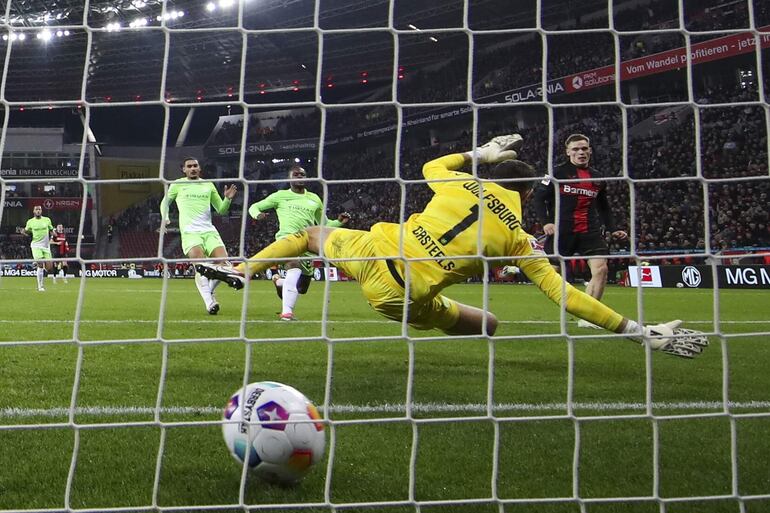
[518,256,625,331]
[516,256,709,359]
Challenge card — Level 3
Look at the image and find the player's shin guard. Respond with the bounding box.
[281,268,302,315]
[37,267,45,289]
[235,231,310,277]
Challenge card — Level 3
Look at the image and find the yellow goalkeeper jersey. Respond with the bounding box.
[371,153,534,297]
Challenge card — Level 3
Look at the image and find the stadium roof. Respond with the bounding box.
[1,0,754,105]
[0,0,591,104]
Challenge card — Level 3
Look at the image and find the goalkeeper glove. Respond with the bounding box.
[500,265,520,277]
[630,320,709,359]
[465,134,524,164]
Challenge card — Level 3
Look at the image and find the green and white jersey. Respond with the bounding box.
[160,178,231,234]
[248,189,342,240]
[24,216,54,249]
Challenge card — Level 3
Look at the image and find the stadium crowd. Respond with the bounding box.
[106,101,768,270]
[0,237,28,260]
[209,111,320,146]
[227,100,767,266]
[77,0,770,278]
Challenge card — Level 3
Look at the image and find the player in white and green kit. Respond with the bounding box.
[247,165,350,320]
[22,205,56,292]
[160,157,237,314]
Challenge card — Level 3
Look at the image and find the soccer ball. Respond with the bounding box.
[222,381,325,484]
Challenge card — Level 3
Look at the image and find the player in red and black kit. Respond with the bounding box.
[52,224,69,283]
[533,134,627,326]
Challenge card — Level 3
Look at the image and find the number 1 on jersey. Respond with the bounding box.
[438,204,480,245]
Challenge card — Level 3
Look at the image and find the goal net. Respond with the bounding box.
[1,0,769,511]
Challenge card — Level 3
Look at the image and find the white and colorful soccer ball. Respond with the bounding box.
[222,381,325,484]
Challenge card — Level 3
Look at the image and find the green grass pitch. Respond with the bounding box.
[1,276,769,513]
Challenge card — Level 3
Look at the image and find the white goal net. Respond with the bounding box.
[1,0,769,512]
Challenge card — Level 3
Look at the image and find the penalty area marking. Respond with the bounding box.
[2,401,770,419]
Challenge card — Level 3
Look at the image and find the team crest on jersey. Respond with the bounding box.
[528,237,545,255]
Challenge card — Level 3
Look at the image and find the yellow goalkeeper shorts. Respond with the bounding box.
[323,228,459,331]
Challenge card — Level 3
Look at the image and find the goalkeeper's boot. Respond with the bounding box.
[641,320,709,359]
[279,313,296,322]
[195,263,246,290]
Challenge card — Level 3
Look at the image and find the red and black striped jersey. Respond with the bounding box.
[53,232,69,256]
[533,162,616,234]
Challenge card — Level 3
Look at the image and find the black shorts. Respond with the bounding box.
[545,231,608,258]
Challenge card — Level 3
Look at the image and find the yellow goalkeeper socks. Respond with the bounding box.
[235,231,310,276]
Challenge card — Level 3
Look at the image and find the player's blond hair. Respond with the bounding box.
[564,133,590,147]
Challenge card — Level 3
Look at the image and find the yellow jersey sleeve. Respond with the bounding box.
[422,154,471,194]
[514,238,624,332]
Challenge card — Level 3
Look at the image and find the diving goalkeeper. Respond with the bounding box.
[198,135,708,358]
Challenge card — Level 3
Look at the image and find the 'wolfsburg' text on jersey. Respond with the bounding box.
[371,153,532,295]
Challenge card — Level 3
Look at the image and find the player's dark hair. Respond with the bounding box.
[565,133,590,147]
[487,160,538,195]
[180,157,198,171]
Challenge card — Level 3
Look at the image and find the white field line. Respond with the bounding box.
[10,287,770,299]
[22,288,280,294]
[0,319,768,325]
[2,401,770,419]
[15,284,770,294]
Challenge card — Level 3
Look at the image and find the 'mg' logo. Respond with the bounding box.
[681,266,702,288]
